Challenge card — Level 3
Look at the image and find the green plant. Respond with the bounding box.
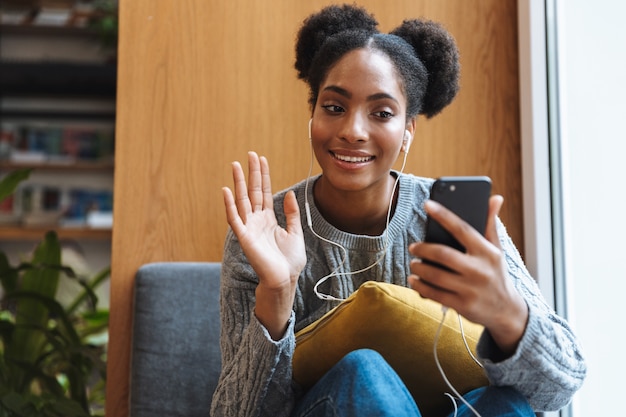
[90,0,118,52]
[0,169,109,417]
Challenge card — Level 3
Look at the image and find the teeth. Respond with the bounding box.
[334,153,372,163]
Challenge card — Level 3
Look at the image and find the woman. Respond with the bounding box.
[212,4,586,417]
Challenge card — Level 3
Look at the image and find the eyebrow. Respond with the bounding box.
[322,85,400,104]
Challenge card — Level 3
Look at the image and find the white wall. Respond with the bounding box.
[520,1,626,415]
[556,0,626,415]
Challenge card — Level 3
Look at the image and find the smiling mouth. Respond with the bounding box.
[332,152,374,163]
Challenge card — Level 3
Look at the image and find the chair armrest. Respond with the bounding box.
[130,262,221,417]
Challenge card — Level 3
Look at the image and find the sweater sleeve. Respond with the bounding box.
[476,221,587,411]
[210,230,299,417]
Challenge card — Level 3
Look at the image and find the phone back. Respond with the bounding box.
[424,176,492,253]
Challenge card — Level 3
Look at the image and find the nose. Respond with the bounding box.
[338,112,368,144]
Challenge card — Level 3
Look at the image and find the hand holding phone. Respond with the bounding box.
[423,176,492,269]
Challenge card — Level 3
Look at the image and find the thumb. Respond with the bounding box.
[485,194,504,250]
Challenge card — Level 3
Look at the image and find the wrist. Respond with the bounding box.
[488,295,529,356]
[255,283,295,340]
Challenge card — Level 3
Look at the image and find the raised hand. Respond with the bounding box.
[222,151,306,339]
[408,196,528,355]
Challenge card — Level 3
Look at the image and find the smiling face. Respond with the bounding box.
[310,48,414,198]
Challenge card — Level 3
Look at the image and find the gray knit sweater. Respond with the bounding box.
[210,173,586,417]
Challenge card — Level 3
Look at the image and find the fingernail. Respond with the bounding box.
[425,199,439,210]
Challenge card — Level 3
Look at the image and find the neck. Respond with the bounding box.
[313,173,399,236]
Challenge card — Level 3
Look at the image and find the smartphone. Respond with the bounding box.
[424,176,492,267]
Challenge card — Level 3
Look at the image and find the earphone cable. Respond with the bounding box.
[304,128,409,301]
[434,308,483,417]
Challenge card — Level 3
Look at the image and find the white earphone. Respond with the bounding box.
[308,118,313,140]
[403,129,413,153]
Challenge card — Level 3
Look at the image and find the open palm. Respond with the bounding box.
[222,152,306,290]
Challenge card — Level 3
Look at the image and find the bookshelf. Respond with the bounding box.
[0,1,116,244]
[0,225,111,240]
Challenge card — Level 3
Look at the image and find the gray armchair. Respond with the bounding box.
[130,262,222,417]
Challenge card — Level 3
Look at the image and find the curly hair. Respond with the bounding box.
[294,4,460,119]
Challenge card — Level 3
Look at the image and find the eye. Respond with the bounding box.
[321,104,345,113]
[374,110,394,119]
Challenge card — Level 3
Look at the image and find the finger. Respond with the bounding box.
[409,253,464,293]
[410,240,462,274]
[259,155,274,211]
[247,152,263,211]
[231,161,252,220]
[408,273,461,308]
[283,190,303,236]
[222,186,246,237]
[485,195,504,250]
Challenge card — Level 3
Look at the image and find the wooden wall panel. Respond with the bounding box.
[107,1,521,415]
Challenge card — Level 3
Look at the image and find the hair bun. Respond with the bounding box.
[295,4,379,81]
[391,19,460,118]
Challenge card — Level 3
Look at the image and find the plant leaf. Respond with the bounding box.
[0,169,32,203]
[5,232,61,392]
[6,291,81,348]
[0,319,15,348]
[0,390,38,416]
[0,253,18,294]
[66,267,110,316]
[49,397,90,417]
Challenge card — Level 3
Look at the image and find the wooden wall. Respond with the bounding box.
[107,1,521,415]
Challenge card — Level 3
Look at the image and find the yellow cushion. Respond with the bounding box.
[293,281,488,416]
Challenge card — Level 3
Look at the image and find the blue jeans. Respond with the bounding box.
[291,349,534,417]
